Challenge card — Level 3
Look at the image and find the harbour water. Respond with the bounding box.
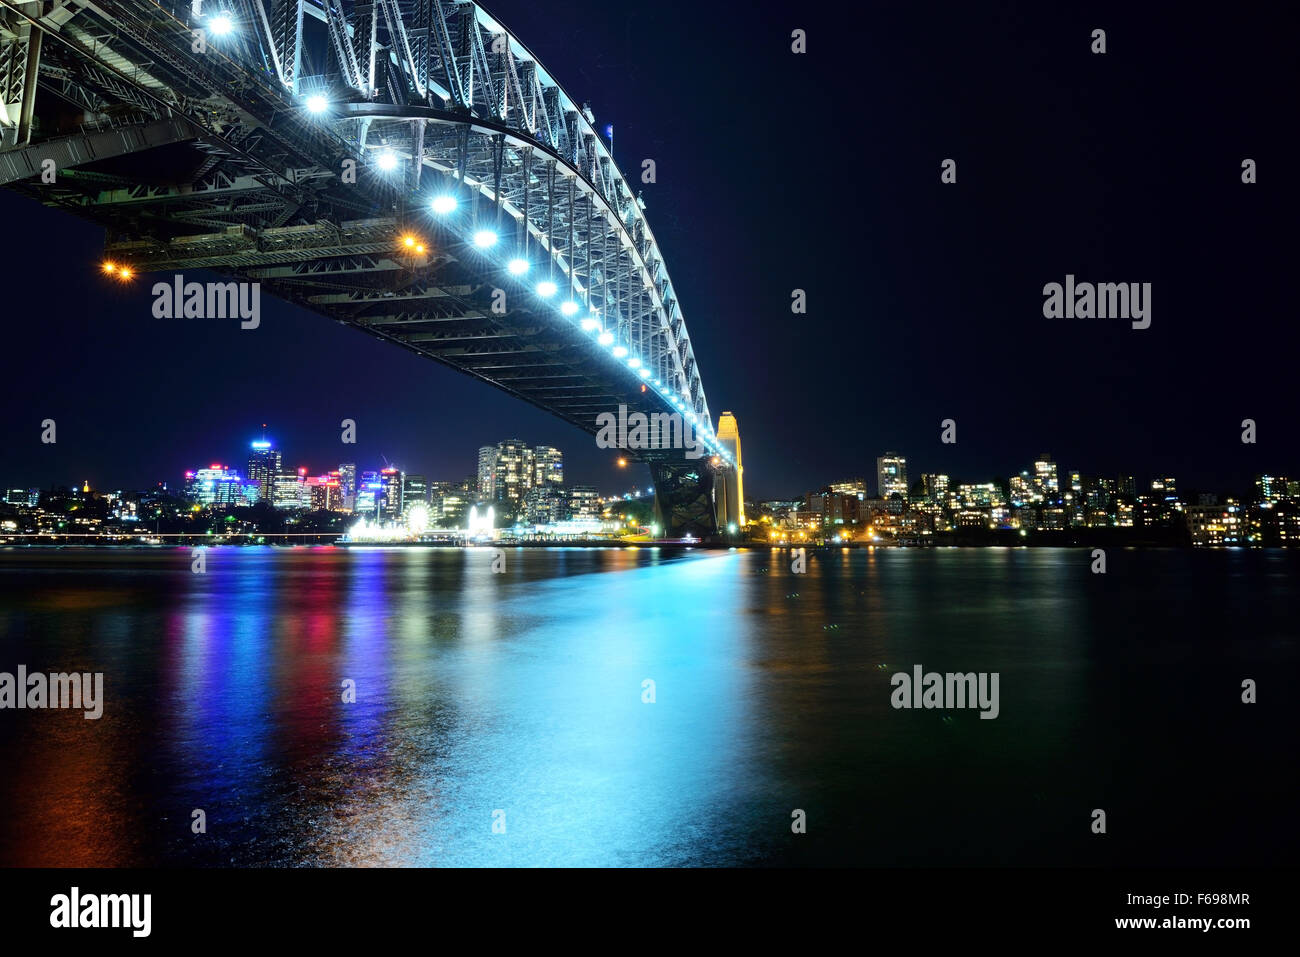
[0,546,1294,866]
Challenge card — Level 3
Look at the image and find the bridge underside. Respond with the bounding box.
[1,0,733,519]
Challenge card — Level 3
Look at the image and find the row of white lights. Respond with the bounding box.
[423,192,732,462]
[424,193,732,463]
[207,12,731,465]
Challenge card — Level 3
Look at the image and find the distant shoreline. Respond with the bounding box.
[0,540,1280,552]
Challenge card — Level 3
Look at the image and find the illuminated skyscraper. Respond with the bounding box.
[717,411,745,527]
[477,446,497,500]
[533,446,564,487]
[1033,453,1058,501]
[338,463,357,511]
[876,453,908,500]
[492,440,530,508]
[272,468,308,509]
[356,470,381,515]
[921,474,950,504]
[1010,472,1035,505]
[402,472,427,506]
[306,474,343,511]
[247,439,281,501]
[1256,475,1292,504]
[379,467,404,519]
[184,465,244,505]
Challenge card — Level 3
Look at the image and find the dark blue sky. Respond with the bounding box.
[0,1,1295,498]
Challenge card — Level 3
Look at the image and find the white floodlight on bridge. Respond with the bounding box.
[473,230,498,248]
[597,331,614,346]
[536,280,557,298]
[305,95,329,114]
[560,301,579,316]
[431,196,458,214]
[375,151,399,172]
[638,368,650,378]
[507,258,529,275]
[612,346,628,359]
[580,317,601,332]
[628,357,641,368]
[208,12,235,35]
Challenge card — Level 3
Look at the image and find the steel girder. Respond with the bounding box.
[0,0,725,483]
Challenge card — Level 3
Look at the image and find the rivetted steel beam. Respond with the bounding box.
[0,116,193,185]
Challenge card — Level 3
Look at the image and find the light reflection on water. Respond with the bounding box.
[0,546,1295,867]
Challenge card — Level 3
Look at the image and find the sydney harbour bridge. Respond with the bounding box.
[0,0,742,535]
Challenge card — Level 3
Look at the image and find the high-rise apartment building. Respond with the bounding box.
[1033,453,1058,501]
[477,446,498,500]
[876,453,908,500]
[532,446,564,488]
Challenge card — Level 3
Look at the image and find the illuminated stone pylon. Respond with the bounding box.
[716,412,744,529]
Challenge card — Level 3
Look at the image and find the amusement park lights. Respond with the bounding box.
[431,195,458,214]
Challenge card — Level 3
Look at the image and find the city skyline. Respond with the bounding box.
[1,3,1295,503]
[3,422,1289,506]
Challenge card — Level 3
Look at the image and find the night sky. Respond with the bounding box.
[0,1,1295,499]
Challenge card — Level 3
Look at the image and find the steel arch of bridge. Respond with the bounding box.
[0,0,734,532]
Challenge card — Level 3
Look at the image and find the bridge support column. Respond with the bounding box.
[1,10,41,149]
[650,460,723,539]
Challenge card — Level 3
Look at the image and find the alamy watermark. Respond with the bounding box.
[50,887,150,937]
[1043,274,1150,330]
[152,275,260,329]
[890,665,999,719]
[596,404,703,459]
[0,666,104,719]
